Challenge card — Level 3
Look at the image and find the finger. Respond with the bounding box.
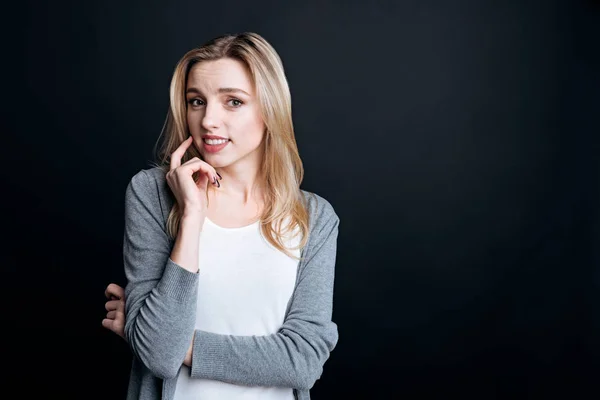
[102,319,126,339]
[170,136,194,171]
[104,283,124,300]
[105,299,121,311]
[107,310,123,319]
[182,157,219,185]
[102,318,115,330]
[102,317,122,333]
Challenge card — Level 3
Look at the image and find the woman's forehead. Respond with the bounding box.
[187,59,253,94]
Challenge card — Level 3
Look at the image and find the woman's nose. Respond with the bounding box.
[201,102,222,130]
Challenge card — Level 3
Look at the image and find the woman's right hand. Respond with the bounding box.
[166,136,221,215]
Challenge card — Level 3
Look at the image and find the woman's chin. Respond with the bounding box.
[201,155,229,168]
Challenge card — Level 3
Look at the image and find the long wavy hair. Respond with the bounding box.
[149,32,309,260]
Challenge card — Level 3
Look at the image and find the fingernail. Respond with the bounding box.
[216,179,220,188]
[217,172,222,180]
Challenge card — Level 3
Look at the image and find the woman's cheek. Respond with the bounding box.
[187,111,200,131]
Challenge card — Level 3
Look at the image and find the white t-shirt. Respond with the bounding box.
[173,216,300,400]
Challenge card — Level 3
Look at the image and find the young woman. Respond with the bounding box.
[102,32,340,400]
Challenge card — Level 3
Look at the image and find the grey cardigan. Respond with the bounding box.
[122,166,340,400]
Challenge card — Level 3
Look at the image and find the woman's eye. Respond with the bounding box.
[188,99,204,106]
[228,99,243,107]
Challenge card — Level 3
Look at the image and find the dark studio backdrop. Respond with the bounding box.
[4,0,599,398]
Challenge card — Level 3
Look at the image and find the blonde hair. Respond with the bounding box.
[150,32,309,260]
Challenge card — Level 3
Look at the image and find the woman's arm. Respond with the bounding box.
[123,170,200,380]
[189,202,340,391]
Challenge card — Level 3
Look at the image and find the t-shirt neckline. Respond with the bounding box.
[204,216,260,231]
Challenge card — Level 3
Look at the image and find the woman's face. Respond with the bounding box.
[186,58,265,169]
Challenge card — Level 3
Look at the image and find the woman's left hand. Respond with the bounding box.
[103,283,195,366]
[103,283,127,342]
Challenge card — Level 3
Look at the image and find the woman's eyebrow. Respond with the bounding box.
[218,87,250,96]
[186,87,250,96]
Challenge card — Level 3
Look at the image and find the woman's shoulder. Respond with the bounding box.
[300,189,339,230]
[129,165,169,188]
[127,166,169,196]
[126,166,173,216]
[138,165,169,183]
[127,164,167,182]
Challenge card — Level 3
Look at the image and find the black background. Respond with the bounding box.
[5,0,599,398]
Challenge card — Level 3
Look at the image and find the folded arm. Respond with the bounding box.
[189,208,340,390]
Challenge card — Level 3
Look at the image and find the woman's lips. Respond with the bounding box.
[203,139,230,154]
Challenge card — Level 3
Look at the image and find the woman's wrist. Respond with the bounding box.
[171,212,204,273]
[183,333,195,367]
[182,206,206,221]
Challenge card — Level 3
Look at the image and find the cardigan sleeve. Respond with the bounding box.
[122,169,199,380]
[189,204,340,391]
